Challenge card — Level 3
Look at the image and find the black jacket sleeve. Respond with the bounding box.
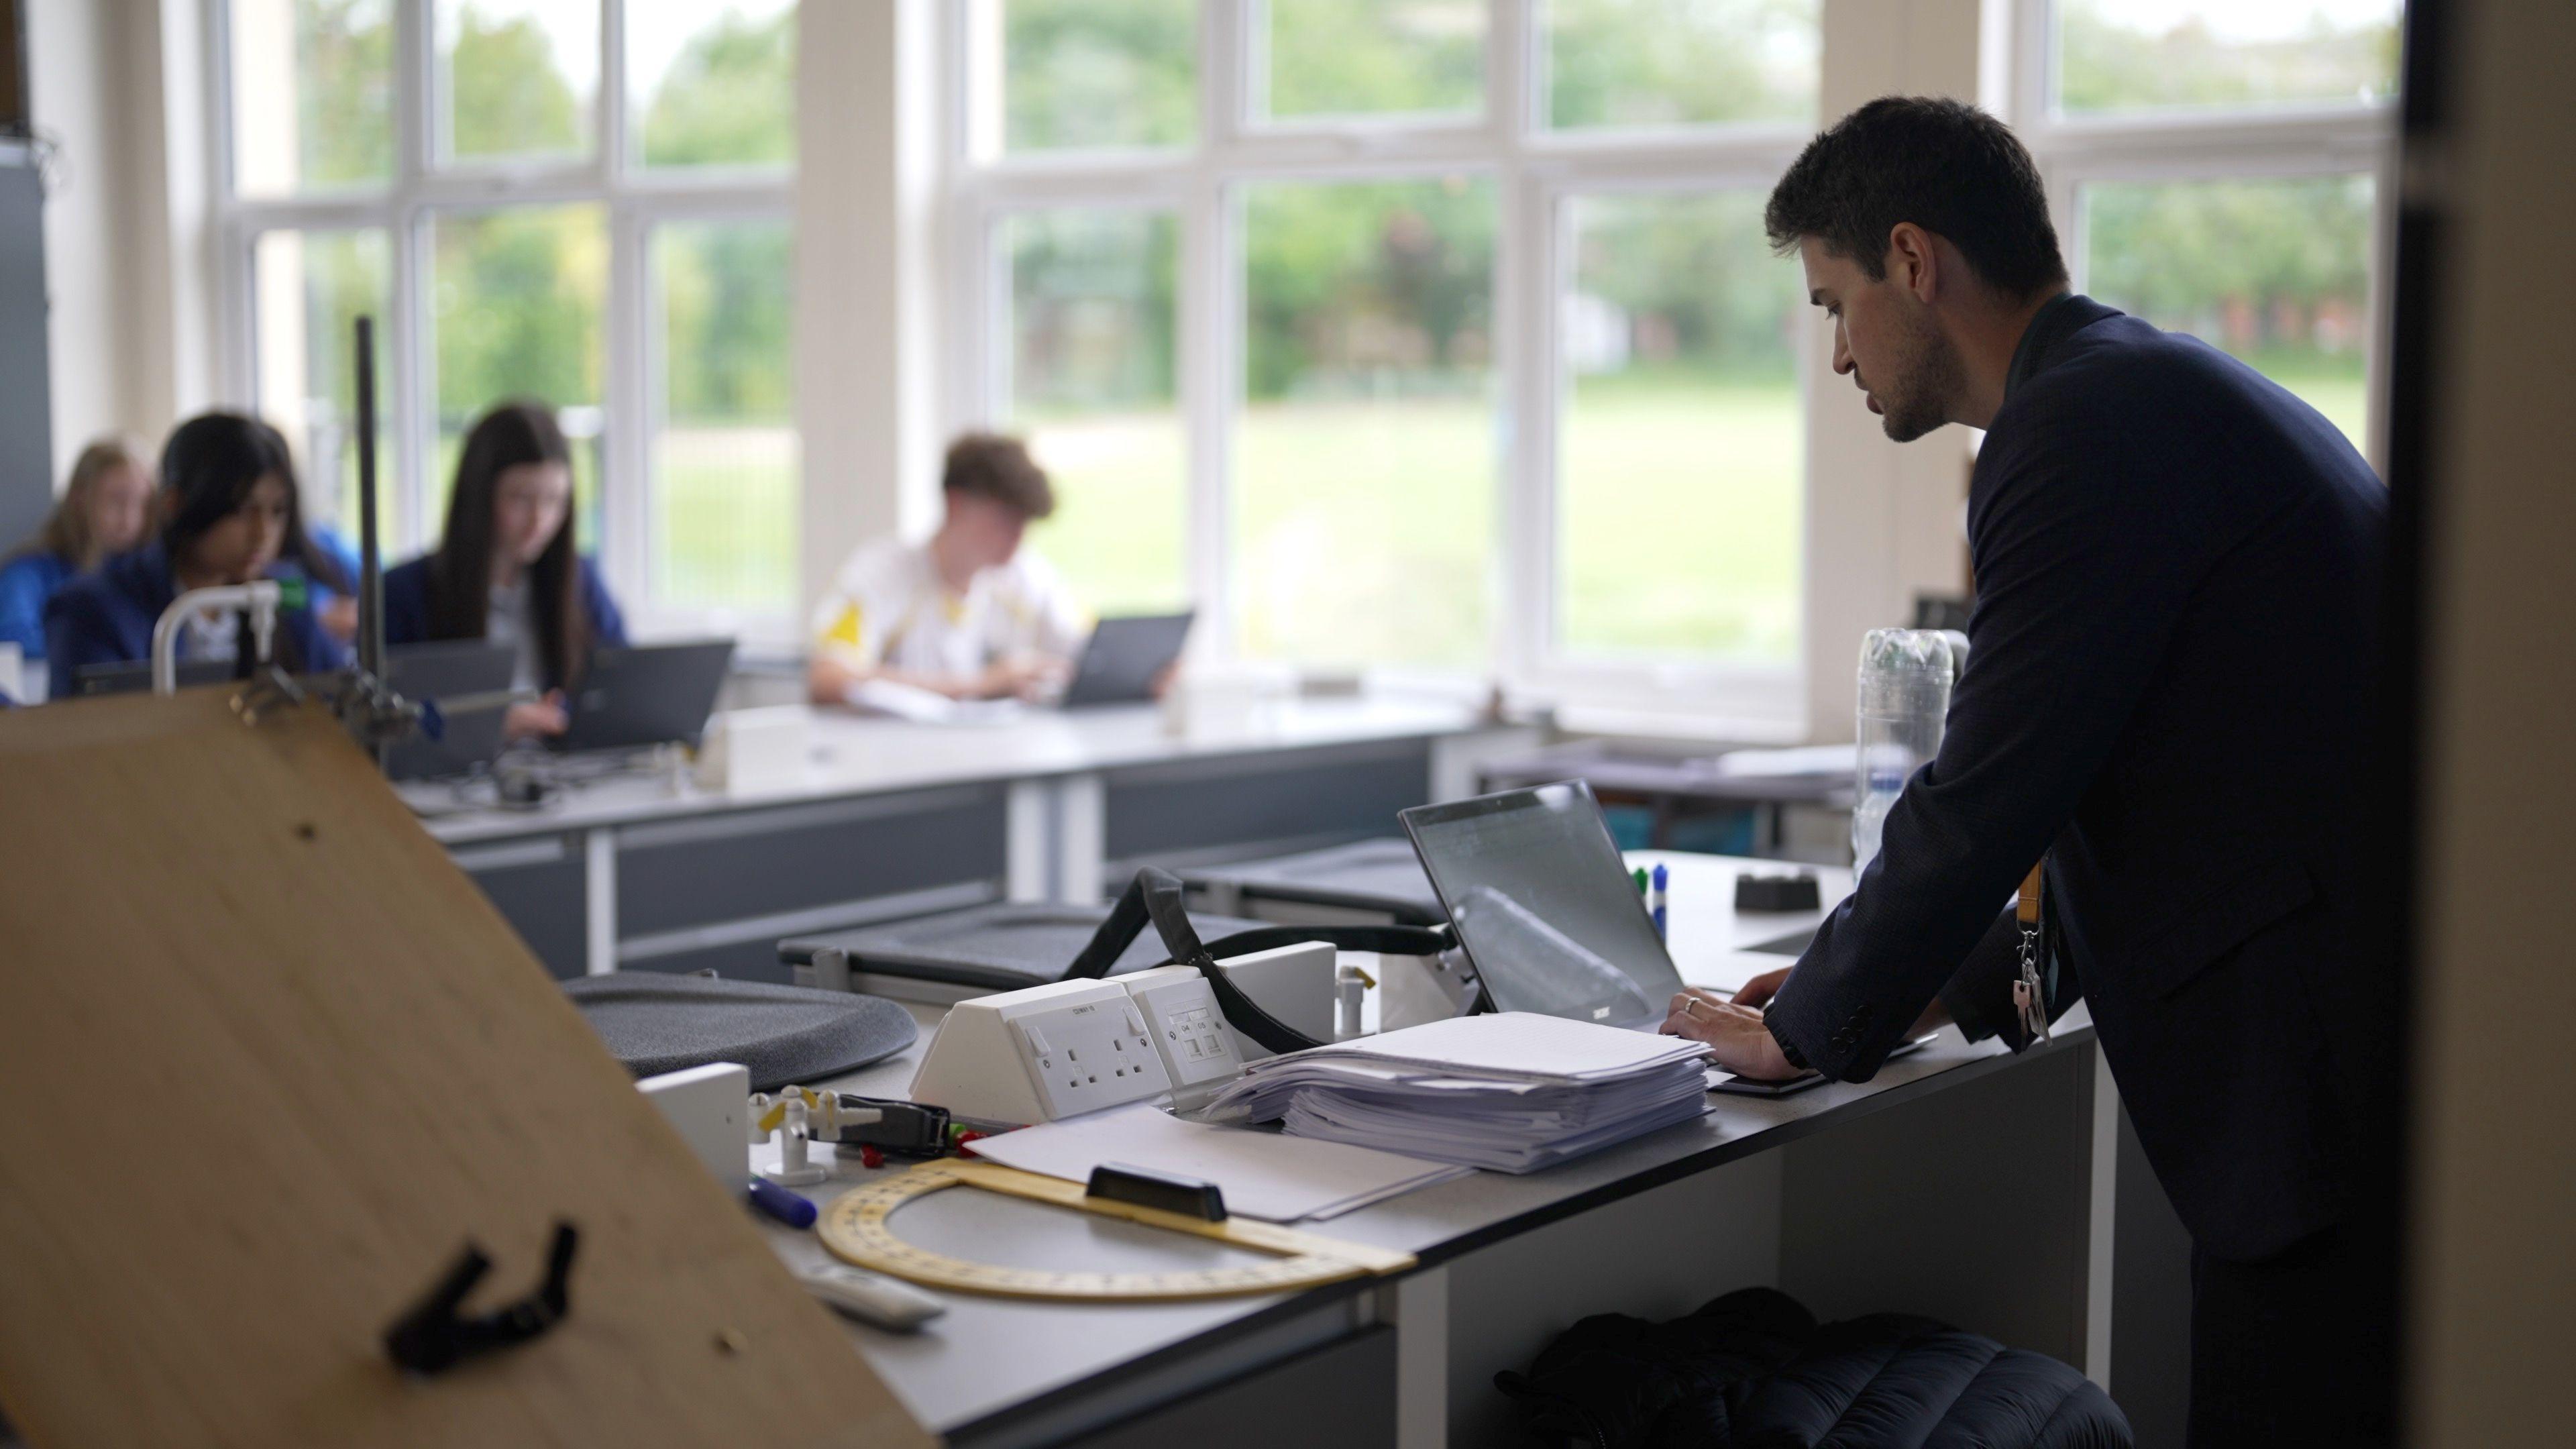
[1764,404,2202,1080]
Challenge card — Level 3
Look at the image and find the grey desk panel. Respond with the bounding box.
[1103,741,1432,863]
[616,786,1008,937]
[1049,1327,1395,1449]
[450,836,587,979]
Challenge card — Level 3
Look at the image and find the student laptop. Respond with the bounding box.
[1058,611,1195,708]
[555,639,736,753]
[1400,782,1925,1097]
[72,659,235,696]
[380,641,517,782]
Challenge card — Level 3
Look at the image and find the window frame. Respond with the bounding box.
[207,0,800,645]
[2012,0,2401,468]
[943,0,1817,725]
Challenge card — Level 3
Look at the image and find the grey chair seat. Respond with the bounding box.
[563,973,918,1091]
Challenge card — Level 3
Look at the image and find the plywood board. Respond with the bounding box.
[0,688,930,1448]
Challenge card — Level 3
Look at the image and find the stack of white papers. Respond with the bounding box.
[969,1104,1468,1222]
[1197,1014,1713,1174]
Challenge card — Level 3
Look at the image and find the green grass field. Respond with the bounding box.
[1022,384,1805,669]
[595,359,2369,647]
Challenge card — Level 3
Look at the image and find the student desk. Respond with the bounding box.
[756,855,2198,1448]
[402,697,1534,983]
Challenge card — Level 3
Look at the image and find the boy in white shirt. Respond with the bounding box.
[808,433,1090,705]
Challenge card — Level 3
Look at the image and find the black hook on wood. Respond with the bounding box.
[384,1221,580,1377]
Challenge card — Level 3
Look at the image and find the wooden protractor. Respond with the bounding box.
[818,1160,1415,1301]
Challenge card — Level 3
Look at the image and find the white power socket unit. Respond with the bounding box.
[910,961,1269,1126]
[1014,985,1173,1120]
[1118,966,1244,1090]
[1204,941,1336,1061]
[639,1061,751,1189]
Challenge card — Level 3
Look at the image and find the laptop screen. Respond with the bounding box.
[1401,782,1684,1030]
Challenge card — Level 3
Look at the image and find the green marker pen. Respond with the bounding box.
[1633,867,1650,896]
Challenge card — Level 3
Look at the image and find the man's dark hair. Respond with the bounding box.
[1765,97,2067,299]
[943,432,1056,521]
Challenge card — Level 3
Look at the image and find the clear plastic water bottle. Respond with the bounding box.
[1852,629,1961,874]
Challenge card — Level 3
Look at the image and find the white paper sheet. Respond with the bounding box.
[1325,1012,1709,1081]
[968,1104,1467,1222]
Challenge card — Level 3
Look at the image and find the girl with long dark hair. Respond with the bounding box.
[382,401,627,741]
[44,414,350,700]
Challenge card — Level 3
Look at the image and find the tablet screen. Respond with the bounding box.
[1401,782,1684,1030]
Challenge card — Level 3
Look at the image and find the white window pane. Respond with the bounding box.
[650,219,797,616]
[1257,0,1485,123]
[435,0,600,166]
[1002,210,1185,615]
[228,0,394,195]
[2082,174,2375,451]
[629,0,797,170]
[1238,178,1495,669]
[2056,0,2402,115]
[1545,0,1820,132]
[429,207,608,548]
[1559,193,1803,662]
[253,229,396,538]
[991,0,1197,155]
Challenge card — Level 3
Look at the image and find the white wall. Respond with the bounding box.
[1797,0,1990,742]
[794,0,945,623]
[25,0,136,484]
[24,0,217,488]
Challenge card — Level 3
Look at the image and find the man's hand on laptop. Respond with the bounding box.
[1725,967,1954,1040]
[1661,988,1797,1081]
[1729,967,1792,1010]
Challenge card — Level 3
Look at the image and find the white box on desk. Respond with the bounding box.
[692,706,810,794]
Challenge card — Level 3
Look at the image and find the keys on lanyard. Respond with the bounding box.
[2014,863,2051,1045]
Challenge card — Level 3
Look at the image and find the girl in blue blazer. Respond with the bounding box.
[382,401,627,741]
[45,415,350,700]
[0,438,153,692]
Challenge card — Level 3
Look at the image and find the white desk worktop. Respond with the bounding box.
[1627,849,1852,996]
[745,853,2115,1446]
[407,695,1494,846]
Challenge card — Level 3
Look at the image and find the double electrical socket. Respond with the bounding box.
[910,954,1316,1126]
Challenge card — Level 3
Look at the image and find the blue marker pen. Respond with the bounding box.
[748,1177,817,1229]
[1650,863,1668,939]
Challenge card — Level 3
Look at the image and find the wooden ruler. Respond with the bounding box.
[817,1161,1415,1301]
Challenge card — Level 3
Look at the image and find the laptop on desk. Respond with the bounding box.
[1057,612,1194,708]
[1400,782,1923,1098]
[380,641,517,782]
[556,639,735,753]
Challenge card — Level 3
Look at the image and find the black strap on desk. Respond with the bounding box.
[1064,867,1452,1055]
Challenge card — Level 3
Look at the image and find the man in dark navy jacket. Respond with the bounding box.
[1659,99,2395,1446]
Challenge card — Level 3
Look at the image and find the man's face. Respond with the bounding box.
[1799,236,1962,443]
[944,491,1029,574]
